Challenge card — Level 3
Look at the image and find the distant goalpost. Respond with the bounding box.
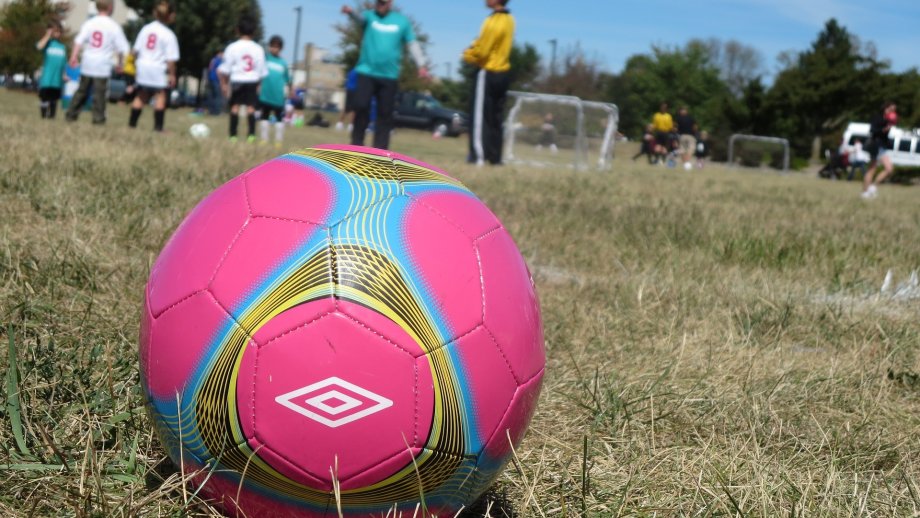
[728,134,791,173]
[503,91,620,171]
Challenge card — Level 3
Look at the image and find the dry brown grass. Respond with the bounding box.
[2,88,920,516]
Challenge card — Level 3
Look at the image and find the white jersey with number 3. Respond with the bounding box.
[218,39,266,84]
[74,15,130,78]
[133,20,179,89]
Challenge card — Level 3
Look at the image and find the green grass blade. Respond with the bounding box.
[6,323,31,457]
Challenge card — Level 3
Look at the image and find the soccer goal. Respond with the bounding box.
[727,134,791,173]
[503,91,619,171]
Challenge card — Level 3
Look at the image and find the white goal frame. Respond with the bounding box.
[728,134,791,173]
[503,91,620,171]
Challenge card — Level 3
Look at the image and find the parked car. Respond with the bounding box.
[393,91,468,137]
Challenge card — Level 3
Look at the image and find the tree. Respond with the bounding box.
[763,18,887,157]
[603,41,728,137]
[699,38,764,98]
[124,0,262,76]
[537,45,604,100]
[0,0,68,77]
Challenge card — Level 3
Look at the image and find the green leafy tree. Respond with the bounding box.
[0,0,68,77]
[603,41,729,137]
[124,0,262,76]
[763,19,888,156]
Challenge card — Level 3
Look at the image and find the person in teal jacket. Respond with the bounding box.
[341,0,430,150]
[36,21,67,119]
[259,35,291,148]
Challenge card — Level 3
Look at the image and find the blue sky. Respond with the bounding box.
[263,0,920,80]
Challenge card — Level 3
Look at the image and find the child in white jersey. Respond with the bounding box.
[128,1,179,132]
[218,17,266,143]
[65,0,129,124]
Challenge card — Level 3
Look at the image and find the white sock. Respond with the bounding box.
[274,121,285,143]
[260,120,270,141]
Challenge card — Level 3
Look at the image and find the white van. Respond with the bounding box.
[841,122,920,167]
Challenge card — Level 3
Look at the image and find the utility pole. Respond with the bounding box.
[291,6,302,87]
[548,38,557,77]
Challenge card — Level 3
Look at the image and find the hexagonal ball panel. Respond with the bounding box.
[405,190,500,240]
[420,326,519,455]
[481,372,543,462]
[333,197,483,347]
[209,216,334,337]
[244,156,336,225]
[478,228,545,383]
[142,290,235,402]
[244,312,429,484]
[147,178,249,317]
[279,147,405,228]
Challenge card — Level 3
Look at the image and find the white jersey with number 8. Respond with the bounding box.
[218,39,267,84]
[74,15,130,78]
[133,20,180,89]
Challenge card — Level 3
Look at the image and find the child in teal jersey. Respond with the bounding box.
[258,35,290,148]
[36,21,67,119]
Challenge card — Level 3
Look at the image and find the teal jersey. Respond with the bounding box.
[354,10,416,80]
[39,39,67,89]
[259,54,289,107]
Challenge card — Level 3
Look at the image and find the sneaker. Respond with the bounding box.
[683,161,692,171]
[258,140,267,146]
[247,135,257,144]
[229,136,238,143]
[274,142,282,150]
[335,121,344,131]
[861,185,879,199]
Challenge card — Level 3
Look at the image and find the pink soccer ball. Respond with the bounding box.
[139,145,545,517]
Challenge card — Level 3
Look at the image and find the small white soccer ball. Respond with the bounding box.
[189,123,211,139]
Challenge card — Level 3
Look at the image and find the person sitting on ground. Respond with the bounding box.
[536,113,558,153]
[848,137,869,181]
[632,123,658,164]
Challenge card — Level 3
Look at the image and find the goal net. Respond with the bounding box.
[727,134,791,172]
[503,91,619,171]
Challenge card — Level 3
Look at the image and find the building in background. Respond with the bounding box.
[291,43,345,112]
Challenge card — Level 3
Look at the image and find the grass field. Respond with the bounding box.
[2,88,920,517]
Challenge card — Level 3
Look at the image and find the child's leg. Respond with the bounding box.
[229,104,240,138]
[66,76,92,121]
[259,105,270,142]
[48,89,59,118]
[129,89,148,128]
[39,89,49,118]
[153,90,167,132]
[274,121,285,144]
[91,77,108,124]
[246,105,256,137]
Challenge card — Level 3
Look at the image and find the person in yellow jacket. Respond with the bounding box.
[651,102,674,152]
[463,0,514,166]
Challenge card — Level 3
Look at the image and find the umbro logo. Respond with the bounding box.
[274,377,393,428]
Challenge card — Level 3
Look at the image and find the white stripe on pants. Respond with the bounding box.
[472,68,487,164]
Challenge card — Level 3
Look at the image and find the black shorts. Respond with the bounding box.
[229,82,259,107]
[39,87,61,102]
[866,139,888,161]
[260,102,285,121]
[654,131,669,147]
[136,85,166,97]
